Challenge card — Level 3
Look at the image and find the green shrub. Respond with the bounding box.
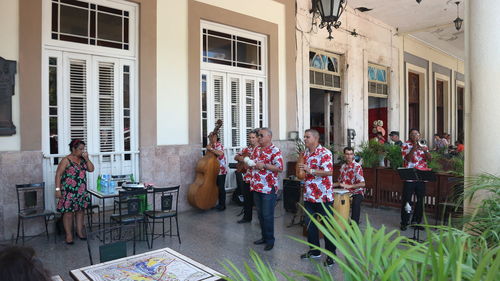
[221,174,500,281]
[385,144,403,170]
[356,140,385,168]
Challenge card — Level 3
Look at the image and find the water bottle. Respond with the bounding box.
[130,173,135,183]
[102,179,109,194]
[109,181,116,194]
[97,174,102,192]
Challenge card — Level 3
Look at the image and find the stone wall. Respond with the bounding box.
[0,151,43,241]
[139,140,296,212]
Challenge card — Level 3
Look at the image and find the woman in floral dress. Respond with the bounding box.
[55,139,95,244]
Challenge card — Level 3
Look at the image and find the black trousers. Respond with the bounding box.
[242,181,254,221]
[217,174,226,207]
[401,181,426,225]
[304,201,336,255]
[350,194,364,224]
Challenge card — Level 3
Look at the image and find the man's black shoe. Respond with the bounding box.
[216,205,226,211]
[300,251,321,259]
[253,239,266,245]
[237,219,251,224]
[400,224,408,231]
[264,244,274,251]
[324,257,335,267]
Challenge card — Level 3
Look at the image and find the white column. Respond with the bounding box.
[465,0,500,209]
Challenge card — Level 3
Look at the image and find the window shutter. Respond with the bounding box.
[245,79,256,145]
[230,77,240,147]
[213,74,224,144]
[69,59,88,143]
[98,62,115,153]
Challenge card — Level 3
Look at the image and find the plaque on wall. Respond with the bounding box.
[0,57,17,136]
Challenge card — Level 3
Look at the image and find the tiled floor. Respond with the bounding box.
[4,202,425,280]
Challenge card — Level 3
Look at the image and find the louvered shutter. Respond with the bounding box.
[230,77,240,147]
[245,79,256,145]
[69,59,88,143]
[213,74,224,144]
[97,62,115,153]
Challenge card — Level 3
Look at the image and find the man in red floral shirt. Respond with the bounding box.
[400,128,432,230]
[335,147,365,224]
[206,132,228,211]
[251,128,283,251]
[234,129,259,223]
[298,129,335,267]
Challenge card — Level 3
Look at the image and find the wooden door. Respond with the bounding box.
[408,72,420,131]
[436,80,444,136]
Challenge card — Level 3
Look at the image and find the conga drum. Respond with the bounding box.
[333,189,351,229]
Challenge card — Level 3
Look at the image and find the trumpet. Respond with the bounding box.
[418,139,427,147]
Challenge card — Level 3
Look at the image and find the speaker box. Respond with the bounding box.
[283,179,301,213]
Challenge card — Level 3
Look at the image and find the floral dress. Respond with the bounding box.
[56,158,91,213]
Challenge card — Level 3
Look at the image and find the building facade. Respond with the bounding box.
[0,0,471,240]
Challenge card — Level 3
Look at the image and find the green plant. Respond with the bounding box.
[221,173,500,281]
[221,207,500,281]
[428,151,444,172]
[384,144,403,170]
[357,140,385,168]
[449,153,465,176]
[459,174,500,247]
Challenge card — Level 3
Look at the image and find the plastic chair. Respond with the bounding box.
[145,186,181,248]
[15,183,56,244]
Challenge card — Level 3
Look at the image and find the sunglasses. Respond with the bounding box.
[258,133,265,137]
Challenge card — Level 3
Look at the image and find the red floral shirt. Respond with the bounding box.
[401,141,429,170]
[213,142,227,175]
[303,145,334,203]
[250,144,283,194]
[238,146,257,183]
[338,162,365,195]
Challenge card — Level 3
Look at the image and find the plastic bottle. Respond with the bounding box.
[97,174,102,192]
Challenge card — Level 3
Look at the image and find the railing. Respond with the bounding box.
[43,151,140,211]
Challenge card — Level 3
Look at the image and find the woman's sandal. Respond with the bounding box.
[65,240,74,245]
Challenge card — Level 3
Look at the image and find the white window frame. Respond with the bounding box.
[201,20,268,78]
[200,21,268,149]
[42,0,138,58]
[368,63,389,98]
[309,49,342,92]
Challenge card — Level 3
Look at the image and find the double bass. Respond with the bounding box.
[188,120,223,210]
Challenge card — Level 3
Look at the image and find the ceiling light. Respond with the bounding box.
[310,0,347,40]
[453,1,463,31]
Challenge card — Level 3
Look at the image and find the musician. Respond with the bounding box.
[400,128,432,231]
[206,132,228,211]
[298,129,335,267]
[334,147,366,225]
[234,129,259,223]
[251,128,283,251]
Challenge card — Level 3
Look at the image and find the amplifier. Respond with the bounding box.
[283,179,302,213]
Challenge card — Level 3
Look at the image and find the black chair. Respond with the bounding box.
[86,204,101,231]
[15,183,56,244]
[110,189,149,247]
[86,222,137,265]
[145,186,181,248]
[111,174,135,212]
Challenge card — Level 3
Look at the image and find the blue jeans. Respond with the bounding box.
[304,201,336,255]
[253,191,277,246]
